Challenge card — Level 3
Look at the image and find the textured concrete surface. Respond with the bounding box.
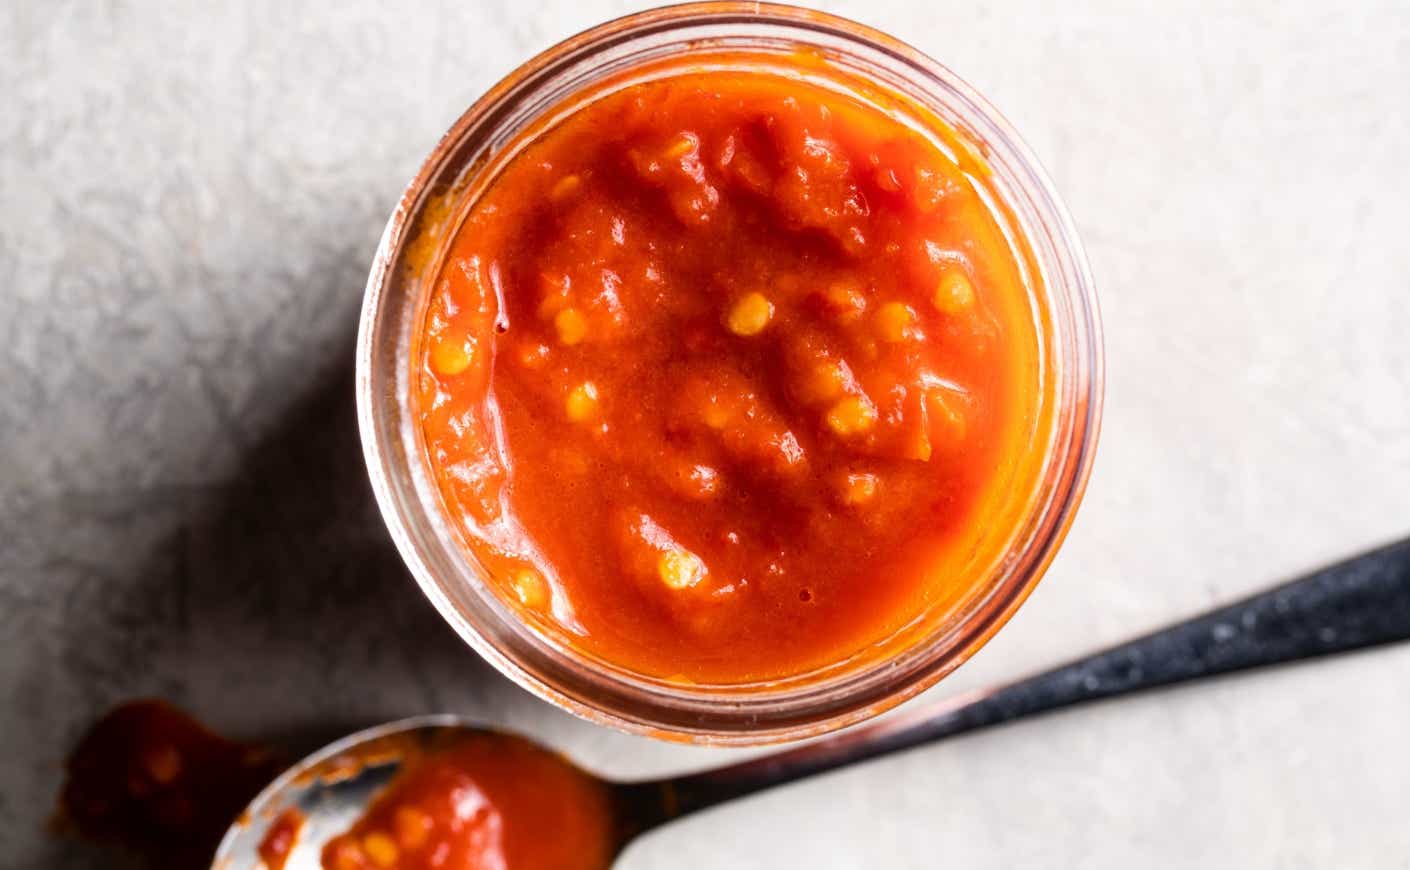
[4,1,1410,867]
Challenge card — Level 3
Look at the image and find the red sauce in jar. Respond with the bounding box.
[417,56,1043,682]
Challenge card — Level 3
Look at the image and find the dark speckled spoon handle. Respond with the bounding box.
[621,537,1410,831]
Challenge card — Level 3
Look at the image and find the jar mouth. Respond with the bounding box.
[357,1,1103,745]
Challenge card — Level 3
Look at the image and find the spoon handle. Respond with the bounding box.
[644,536,1410,821]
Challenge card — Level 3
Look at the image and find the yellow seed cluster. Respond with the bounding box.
[565,381,599,422]
[702,402,730,430]
[554,307,588,345]
[726,292,774,336]
[875,301,916,343]
[394,806,432,850]
[430,338,471,375]
[510,567,549,609]
[932,270,975,314]
[826,395,877,437]
[362,831,399,867]
[550,173,582,201]
[797,361,847,404]
[664,132,696,159]
[658,548,706,590]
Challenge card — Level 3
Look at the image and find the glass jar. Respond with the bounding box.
[357,2,1102,745]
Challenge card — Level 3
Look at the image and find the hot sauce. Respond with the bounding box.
[56,700,285,869]
[259,807,306,870]
[417,59,1042,682]
[320,734,615,870]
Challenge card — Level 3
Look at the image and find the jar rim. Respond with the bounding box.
[357,1,1103,745]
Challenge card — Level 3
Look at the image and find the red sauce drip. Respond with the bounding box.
[56,700,284,869]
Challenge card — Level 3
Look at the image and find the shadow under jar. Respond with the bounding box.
[357,2,1102,744]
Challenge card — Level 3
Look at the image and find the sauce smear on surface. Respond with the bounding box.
[56,700,285,869]
[418,63,1041,682]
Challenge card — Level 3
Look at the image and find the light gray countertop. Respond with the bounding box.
[4,1,1409,867]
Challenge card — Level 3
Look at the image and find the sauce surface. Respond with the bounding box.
[321,734,614,870]
[259,807,306,870]
[418,62,1040,681]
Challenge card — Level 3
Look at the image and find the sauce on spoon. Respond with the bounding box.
[319,732,615,870]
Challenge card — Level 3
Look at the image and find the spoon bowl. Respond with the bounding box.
[213,716,484,869]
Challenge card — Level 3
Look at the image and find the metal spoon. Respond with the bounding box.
[214,537,1410,868]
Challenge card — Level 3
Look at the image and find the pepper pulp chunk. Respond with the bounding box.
[417,66,1040,682]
